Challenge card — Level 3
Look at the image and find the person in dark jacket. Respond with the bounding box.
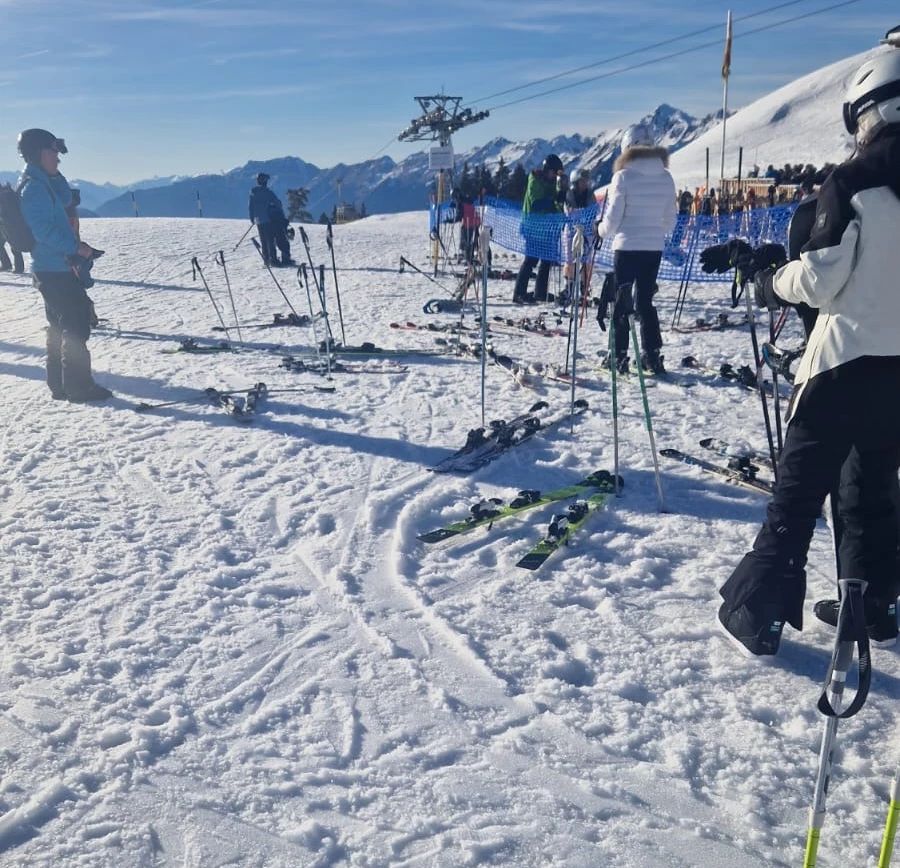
[17,129,108,402]
[0,227,24,273]
[512,154,565,304]
[248,173,292,266]
[717,47,900,656]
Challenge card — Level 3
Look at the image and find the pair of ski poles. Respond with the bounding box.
[191,253,244,344]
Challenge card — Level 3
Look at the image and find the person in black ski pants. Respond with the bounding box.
[595,124,677,375]
[249,172,282,266]
[716,46,900,656]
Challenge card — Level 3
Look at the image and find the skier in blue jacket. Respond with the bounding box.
[17,129,108,402]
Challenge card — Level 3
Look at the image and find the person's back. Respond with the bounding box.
[777,126,900,391]
[599,145,677,251]
[249,182,279,225]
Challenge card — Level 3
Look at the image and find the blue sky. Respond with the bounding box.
[0,0,894,183]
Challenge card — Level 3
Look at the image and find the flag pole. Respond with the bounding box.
[719,10,733,188]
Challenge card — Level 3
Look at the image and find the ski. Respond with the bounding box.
[671,313,750,334]
[516,488,616,571]
[699,436,776,473]
[680,355,782,396]
[418,469,620,544]
[215,312,313,331]
[490,314,567,338]
[162,338,236,355]
[320,340,448,358]
[440,337,542,390]
[431,400,548,473]
[660,448,774,495]
[431,400,588,474]
[423,298,474,314]
[281,355,409,376]
[389,320,478,335]
[205,387,256,423]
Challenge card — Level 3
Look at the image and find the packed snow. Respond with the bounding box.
[0,213,896,867]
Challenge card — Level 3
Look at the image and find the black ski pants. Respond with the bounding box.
[612,250,663,359]
[513,256,551,302]
[273,225,292,265]
[257,223,277,266]
[34,271,98,397]
[720,357,900,630]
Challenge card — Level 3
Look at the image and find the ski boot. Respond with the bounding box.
[717,600,785,657]
[600,353,630,375]
[813,597,898,648]
[641,349,666,375]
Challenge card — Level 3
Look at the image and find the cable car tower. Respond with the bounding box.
[398,96,489,272]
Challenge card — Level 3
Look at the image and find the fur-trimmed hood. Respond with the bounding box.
[614,145,669,173]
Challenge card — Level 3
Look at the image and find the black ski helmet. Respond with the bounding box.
[257,172,270,185]
[17,128,67,164]
[542,154,563,174]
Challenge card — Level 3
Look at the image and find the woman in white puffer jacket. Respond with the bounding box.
[596,124,677,373]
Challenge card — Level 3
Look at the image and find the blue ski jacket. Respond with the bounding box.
[19,163,78,273]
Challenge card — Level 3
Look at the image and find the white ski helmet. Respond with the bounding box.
[569,168,589,185]
[620,123,654,151]
[843,48,900,145]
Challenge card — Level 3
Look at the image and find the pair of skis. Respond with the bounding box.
[661,438,775,495]
[418,470,621,570]
[136,382,271,422]
[430,400,587,474]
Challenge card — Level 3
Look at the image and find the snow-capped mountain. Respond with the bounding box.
[669,46,889,188]
[82,104,712,219]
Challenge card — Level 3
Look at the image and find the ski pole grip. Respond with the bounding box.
[817,579,871,719]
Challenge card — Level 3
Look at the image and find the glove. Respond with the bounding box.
[753,268,784,311]
[725,239,754,275]
[699,243,732,274]
[752,243,787,272]
[596,272,617,332]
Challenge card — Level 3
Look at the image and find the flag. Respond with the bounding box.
[721,10,733,80]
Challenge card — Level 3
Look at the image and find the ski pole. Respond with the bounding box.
[879,767,900,867]
[608,318,621,497]
[399,256,455,296]
[570,226,585,431]
[232,223,255,252]
[191,256,231,340]
[297,265,330,379]
[768,309,784,454]
[478,224,491,427]
[214,250,244,343]
[628,310,666,512]
[326,221,347,346]
[250,237,302,320]
[317,263,336,350]
[738,268,780,481]
[804,578,871,867]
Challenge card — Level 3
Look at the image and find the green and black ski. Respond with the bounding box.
[516,484,618,571]
[418,470,619,544]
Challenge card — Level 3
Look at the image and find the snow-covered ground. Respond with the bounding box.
[0,214,896,867]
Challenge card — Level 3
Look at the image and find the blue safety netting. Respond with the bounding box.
[481,197,797,283]
[429,201,458,234]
